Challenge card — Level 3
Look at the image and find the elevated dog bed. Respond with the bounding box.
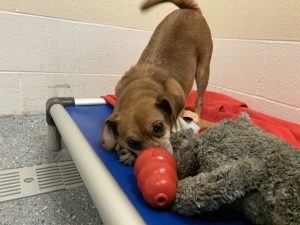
[46,91,300,225]
[46,96,251,225]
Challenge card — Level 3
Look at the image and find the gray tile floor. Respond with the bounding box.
[0,115,103,225]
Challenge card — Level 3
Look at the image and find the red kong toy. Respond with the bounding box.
[134,147,178,208]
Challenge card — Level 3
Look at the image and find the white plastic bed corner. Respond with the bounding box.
[49,98,145,225]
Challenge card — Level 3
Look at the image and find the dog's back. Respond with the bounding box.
[138,0,212,96]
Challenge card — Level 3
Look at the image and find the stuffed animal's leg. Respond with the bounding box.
[172,157,266,216]
[171,116,188,133]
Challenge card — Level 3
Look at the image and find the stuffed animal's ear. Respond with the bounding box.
[101,113,119,151]
[156,92,185,124]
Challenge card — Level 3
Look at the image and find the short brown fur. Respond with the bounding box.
[102,0,213,164]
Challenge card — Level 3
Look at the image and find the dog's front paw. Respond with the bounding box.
[117,146,137,165]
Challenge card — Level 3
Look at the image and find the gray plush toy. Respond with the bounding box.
[169,114,300,225]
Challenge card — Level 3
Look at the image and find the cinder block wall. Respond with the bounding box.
[0,1,299,123]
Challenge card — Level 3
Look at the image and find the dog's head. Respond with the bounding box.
[101,91,184,155]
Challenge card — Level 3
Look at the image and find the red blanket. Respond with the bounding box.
[103,91,300,149]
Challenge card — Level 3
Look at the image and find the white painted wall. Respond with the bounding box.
[1,0,299,41]
[0,11,151,114]
[209,39,300,123]
[0,11,299,123]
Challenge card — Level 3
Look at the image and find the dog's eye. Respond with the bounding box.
[153,122,164,137]
[127,139,142,150]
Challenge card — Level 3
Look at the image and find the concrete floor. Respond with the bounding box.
[0,115,103,225]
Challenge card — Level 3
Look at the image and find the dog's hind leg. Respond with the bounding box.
[195,60,210,116]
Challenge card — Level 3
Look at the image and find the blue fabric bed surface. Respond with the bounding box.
[66,104,251,225]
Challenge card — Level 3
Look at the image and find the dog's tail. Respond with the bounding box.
[141,0,199,11]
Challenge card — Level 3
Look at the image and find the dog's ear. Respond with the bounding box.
[101,113,119,151]
[156,78,185,124]
[156,92,185,124]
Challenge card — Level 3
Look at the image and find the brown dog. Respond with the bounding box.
[102,0,213,164]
